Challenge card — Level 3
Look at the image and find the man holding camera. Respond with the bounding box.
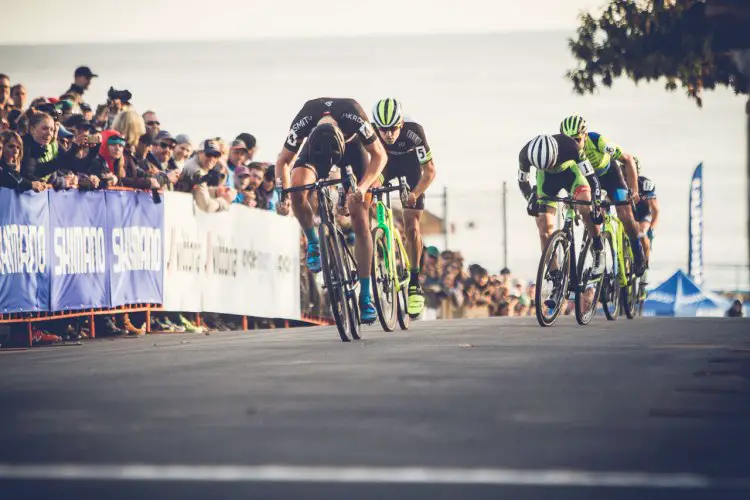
[176,138,234,212]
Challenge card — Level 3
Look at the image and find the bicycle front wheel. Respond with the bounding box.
[319,223,353,342]
[575,235,604,326]
[371,227,397,332]
[620,240,638,319]
[601,231,621,321]
[535,230,571,327]
[394,233,410,330]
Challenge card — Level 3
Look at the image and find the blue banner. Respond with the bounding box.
[48,190,110,311]
[688,163,703,286]
[0,188,50,313]
[105,190,164,307]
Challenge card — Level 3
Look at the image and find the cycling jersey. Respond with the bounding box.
[638,175,656,199]
[375,120,433,165]
[583,132,623,174]
[283,97,377,153]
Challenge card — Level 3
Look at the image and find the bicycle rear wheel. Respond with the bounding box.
[535,230,571,327]
[600,231,620,320]
[620,240,638,319]
[371,227,397,332]
[319,223,353,342]
[575,235,604,325]
[394,233,410,330]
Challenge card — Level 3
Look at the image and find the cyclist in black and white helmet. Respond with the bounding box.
[517,133,605,276]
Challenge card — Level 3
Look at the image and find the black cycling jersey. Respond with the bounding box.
[375,120,433,164]
[638,175,656,199]
[283,97,377,153]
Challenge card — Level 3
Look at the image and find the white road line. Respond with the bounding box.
[0,464,747,489]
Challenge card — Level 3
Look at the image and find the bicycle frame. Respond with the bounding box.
[372,185,411,295]
[601,204,633,288]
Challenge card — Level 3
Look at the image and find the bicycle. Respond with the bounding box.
[535,196,604,327]
[281,167,362,342]
[368,177,412,332]
[598,199,640,320]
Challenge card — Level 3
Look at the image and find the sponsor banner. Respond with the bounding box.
[688,163,703,285]
[162,192,300,319]
[48,190,110,311]
[162,192,205,312]
[106,190,164,307]
[0,188,50,313]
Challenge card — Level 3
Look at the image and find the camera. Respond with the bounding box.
[197,167,224,187]
[107,87,132,104]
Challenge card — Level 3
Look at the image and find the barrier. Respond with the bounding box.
[0,187,303,346]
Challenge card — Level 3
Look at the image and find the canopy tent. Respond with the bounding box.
[643,270,732,317]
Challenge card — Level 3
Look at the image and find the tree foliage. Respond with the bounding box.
[567,0,748,107]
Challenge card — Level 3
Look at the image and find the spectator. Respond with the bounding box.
[235,132,257,161]
[140,130,178,174]
[64,66,97,104]
[173,134,192,169]
[726,299,744,318]
[56,125,74,152]
[0,130,45,192]
[112,109,146,150]
[21,111,80,183]
[464,265,493,318]
[0,74,13,118]
[256,164,281,211]
[80,102,93,121]
[134,133,153,163]
[142,110,160,139]
[510,281,530,316]
[104,87,132,129]
[11,84,27,111]
[6,109,22,131]
[226,138,250,187]
[92,133,157,191]
[181,139,233,212]
[232,165,257,207]
[56,99,75,121]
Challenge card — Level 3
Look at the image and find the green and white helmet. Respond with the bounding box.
[372,98,404,129]
[560,114,588,137]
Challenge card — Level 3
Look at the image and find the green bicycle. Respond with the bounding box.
[599,200,639,320]
[369,177,412,332]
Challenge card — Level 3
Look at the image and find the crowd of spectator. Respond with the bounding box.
[0,66,283,345]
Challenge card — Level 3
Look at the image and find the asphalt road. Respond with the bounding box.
[1,316,749,499]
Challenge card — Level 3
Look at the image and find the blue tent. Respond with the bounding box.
[643,270,731,317]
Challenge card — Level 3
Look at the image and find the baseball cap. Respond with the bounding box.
[175,134,191,145]
[64,115,94,131]
[231,139,249,151]
[235,133,256,150]
[74,66,98,78]
[426,246,439,258]
[155,130,176,143]
[234,166,251,177]
[198,138,221,156]
[107,133,127,146]
[79,102,92,112]
[57,125,74,139]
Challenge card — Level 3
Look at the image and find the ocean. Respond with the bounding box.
[1,31,747,289]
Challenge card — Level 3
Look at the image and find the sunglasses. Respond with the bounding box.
[159,142,175,149]
[147,121,160,126]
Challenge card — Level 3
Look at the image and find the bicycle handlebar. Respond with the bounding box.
[538,196,593,206]
[280,177,343,195]
[369,176,411,207]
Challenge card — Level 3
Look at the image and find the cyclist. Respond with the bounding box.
[275,97,388,324]
[518,133,605,305]
[632,157,659,290]
[559,114,646,276]
[371,97,436,318]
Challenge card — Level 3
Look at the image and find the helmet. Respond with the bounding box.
[560,114,588,137]
[372,98,404,129]
[308,123,345,168]
[527,134,559,171]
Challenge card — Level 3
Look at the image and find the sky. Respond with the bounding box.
[0,0,606,45]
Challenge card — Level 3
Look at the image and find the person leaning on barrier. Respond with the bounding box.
[0,130,45,192]
[177,139,235,212]
[91,133,160,191]
[21,111,84,184]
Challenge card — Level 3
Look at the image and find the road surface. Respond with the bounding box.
[1,316,749,499]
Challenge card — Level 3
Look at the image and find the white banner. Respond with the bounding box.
[162,192,300,319]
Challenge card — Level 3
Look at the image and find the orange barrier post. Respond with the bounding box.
[27,322,33,347]
[145,306,152,333]
[242,316,248,331]
[195,313,201,327]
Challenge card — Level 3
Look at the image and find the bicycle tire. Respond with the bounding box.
[600,231,620,321]
[535,230,571,327]
[394,233,410,330]
[371,227,396,332]
[339,232,361,339]
[620,241,638,319]
[575,235,604,326]
[319,223,353,342]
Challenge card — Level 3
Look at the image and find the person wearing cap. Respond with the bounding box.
[180,138,234,212]
[64,66,97,103]
[226,138,251,187]
[91,133,158,191]
[79,102,93,121]
[173,134,192,169]
[232,165,257,207]
[56,124,75,151]
[134,133,153,163]
[235,133,257,160]
[140,130,178,174]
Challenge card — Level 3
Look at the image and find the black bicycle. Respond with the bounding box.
[535,196,604,327]
[281,168,361,342]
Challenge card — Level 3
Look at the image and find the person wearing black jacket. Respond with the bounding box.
[0,130,45,192]
[91,133,159,191]
[21,112,82,182]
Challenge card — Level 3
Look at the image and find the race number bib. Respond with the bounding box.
[642,179,654,192]
[416,146,428,163]
[578,159,594,176]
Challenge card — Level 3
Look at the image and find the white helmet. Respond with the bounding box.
[527,134,559,171]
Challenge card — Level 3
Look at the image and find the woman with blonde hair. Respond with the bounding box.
[112,109,146,148]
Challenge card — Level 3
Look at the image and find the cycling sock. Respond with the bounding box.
[631,237,643,256]
[304,227,319,246]
[592,235,603,251]
[360,277,372,303]
[410,268,420,285]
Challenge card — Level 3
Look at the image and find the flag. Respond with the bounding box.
[688,163,703,285]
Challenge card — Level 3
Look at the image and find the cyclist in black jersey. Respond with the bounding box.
[633,157,659,272]
[275,97,388,324]
[371,98,436,318]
